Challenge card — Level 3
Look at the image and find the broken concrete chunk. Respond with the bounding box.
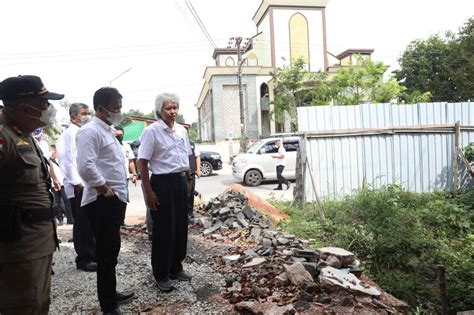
[293,249,318,262]
[277,237,289,245]
[243,249,257,257]
[276,272,290,286]
[242,206,255,219]
[250,227,262,240]
[284,262,314,287]
[317,247,355,266]
[203,221,223,236]
[291,257,307,263]
[263,230,278,238]
[319,266,381,296]
[223,254,241,263]
[219,207,231,216]
[242,257,266,268]
[262,238,272,248]
[326,255,342,269]
[301,262,318,278]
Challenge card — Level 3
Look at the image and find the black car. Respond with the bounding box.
[199,151,222,176]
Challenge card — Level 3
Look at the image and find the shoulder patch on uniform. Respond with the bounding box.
[16,139,30,146]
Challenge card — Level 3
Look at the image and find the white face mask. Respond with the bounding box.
[79,115,92,126]
[102,106,123,124]
[25,103,57,125]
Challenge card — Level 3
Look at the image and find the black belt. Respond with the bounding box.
[20,207,57,222]
[152,171,187,178]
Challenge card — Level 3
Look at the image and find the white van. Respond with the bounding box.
[232,136,300,186]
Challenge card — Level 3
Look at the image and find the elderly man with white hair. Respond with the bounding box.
[137,93,193,292]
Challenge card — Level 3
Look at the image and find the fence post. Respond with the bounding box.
[453,122,461,192]
[305,155,325,220]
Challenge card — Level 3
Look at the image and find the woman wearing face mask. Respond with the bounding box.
[76,87,135,314]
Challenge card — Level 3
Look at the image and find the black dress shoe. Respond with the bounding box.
[273,187,283,191]
[103,307,122,315]
[156,279,173,292]
[77,261,97,272]
[116,289,135,304]
[170,270,192,281]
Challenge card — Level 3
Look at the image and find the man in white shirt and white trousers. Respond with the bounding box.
[76,87,134,314]
[56,103,97,271]
[137,92,193,292]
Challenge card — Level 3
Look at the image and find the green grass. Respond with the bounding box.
[271,185,474,313]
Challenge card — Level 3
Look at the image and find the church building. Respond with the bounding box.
[196,0,367,143]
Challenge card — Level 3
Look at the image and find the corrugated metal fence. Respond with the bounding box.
[297,102,474,201]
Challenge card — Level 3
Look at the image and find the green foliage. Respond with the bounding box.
[463,142,474,162]
[397,90,432,104]
[270,56,403,124]
[331,56,402,105]
[396,17,474,102]
[274,186,474,313]
[270,57,310,128]
[188,122,198,142]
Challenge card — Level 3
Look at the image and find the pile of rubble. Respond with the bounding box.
[192,189,409,314]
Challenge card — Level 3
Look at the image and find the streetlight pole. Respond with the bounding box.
[109,67,132,86]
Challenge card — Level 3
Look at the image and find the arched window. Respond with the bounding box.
[225,56,235,66]
[246,52,258,66]
[289,13,309,64]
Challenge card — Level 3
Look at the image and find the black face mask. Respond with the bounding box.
[116,135,123,144]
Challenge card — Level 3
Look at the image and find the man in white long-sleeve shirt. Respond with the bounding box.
[56,103,97,271]
[76,87,134,314]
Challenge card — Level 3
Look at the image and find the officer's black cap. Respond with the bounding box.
[0,75,64,102]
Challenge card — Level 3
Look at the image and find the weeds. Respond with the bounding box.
[273,185,474,313]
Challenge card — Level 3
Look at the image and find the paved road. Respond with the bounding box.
[125,163,294,224]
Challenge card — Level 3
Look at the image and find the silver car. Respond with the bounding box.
[232,136,300,186]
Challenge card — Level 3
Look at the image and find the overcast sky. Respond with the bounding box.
[1,0,473,123]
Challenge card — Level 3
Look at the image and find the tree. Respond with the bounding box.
[395,36,456,101]
[188,122,198,142]
[449,18,474,101]
[331,56,402,105]
[270,57,313,129]
[395,17,474,102]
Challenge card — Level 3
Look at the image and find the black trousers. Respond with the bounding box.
[53,186,73,224]
[150,173,188,282]
[85,195,126,312]
[276,165,289,188]
[188,175,196,216]
[69,190,96,266]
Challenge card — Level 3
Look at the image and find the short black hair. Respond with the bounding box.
[93,87,122,111]
[115,126,124,132]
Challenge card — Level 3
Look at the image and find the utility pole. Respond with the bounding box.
[229,37,249,153]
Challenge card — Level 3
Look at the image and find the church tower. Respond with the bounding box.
[250,0,329,72]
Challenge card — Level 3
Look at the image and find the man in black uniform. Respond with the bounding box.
[0,75,63,314]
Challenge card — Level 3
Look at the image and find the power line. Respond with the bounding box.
[184,0,217,49]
